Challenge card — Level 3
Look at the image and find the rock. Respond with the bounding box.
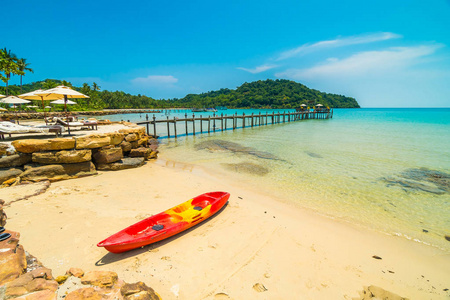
[30,267,53,280]
[26,278,58,292]
[149,151,158,159]
[129,147,152,160]
[75,135,111,149]
[119,127,146,136]
[32,150,91,164]
[96,157,145,171]
[5,285,29,298]
[66,287,102,300]
[120,141,132,153]
[20,162,97,182]
[92,147,123,164]
[121,282,160,300]
[130,141,139,149]
[106,132,125,145]
[55,275,69,284]
[0,143,9,156]
[0,203,6,227]
[137,136,149,147]
[81,271,118,288]
[0,168,23,184]
[0,240,27,285]
[12,138,75,154]
[445,235,450,242]
[0,153,32,168]
[125,133,139,142]
[66,268,84,278]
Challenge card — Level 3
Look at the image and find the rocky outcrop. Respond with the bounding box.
[32,150,92,164]
[96,157,145,171]
[1,126,158,186]
[0,229,161,300]
[0,154,32,168]
[20,162,97,182]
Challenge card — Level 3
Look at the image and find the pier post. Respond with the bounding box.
[213,113,216,132]
[221,113,224,131]
[243,113,245,128]
[185,113,188,136]
[192,113,196,136]
[167,116,170,138]
[153,115,156,137]
[174,117,177,138]
[200,115,203,133]
[208,116,211,133]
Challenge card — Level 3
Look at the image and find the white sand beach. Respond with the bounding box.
[3,155,449,299]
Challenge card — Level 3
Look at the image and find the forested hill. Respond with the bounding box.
[169,79,360,108]
[2,79,359,109]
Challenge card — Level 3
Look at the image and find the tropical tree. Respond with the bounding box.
[61,80,73,87]
[42,79,58,89]
[16,58,33,93]
[92,82,100,92]
[0,48,19,96]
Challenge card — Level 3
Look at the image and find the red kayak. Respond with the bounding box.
[97,191,230,253]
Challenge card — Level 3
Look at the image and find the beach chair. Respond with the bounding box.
[0,121,63,140]
[55,118,98,134]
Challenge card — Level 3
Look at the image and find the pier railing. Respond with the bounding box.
[137,110,333,138]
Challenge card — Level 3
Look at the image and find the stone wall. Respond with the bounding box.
[0,127,158,186]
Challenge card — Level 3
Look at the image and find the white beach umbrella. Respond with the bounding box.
[0,96,31,119]
[0,94,5,98]
[19,89,63,119]
[36,85,88,113]
[316,104,323,107]
[50,99,77,105]
[300,104,307,107]
[0,107,7,111]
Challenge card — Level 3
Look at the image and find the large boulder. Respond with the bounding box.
[96,157,145,171]
[66,287,102,300]
[75,135,111,149]
[119,127,146,137]
[12,138,75,154]
[0,153,32,168]
[0,231,27,285]
[129,147,152,160]
[20,162,97,182]
[0,168,23,185]
[92,147,123,164]
[81,271,118,288]
[32,150,92,164]
[137,136,149,147]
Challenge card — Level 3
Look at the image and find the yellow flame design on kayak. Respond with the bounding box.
[165,199,212,224]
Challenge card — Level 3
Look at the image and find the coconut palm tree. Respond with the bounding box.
[92,82,101,92]
[42,79,58,89]
[0,48,19,96]
[16,58,33,93]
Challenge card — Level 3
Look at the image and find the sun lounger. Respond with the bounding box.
[55,118,98,134]
[0,121,63,139]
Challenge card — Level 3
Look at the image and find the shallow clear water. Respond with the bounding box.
[102,108,450,251]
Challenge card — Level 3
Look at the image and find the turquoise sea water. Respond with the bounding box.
[97,108,450,251]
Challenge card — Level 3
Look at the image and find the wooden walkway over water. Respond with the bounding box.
[137,110,333,138]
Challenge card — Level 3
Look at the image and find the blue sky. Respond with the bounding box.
[2,0,450,107]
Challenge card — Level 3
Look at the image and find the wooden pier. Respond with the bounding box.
[137,110,333,139]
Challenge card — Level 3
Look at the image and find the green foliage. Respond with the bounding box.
[1,79,360,110]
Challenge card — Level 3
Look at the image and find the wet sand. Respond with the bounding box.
[3,158,450,299]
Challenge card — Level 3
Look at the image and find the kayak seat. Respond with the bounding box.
[152,224,164,231]
[193,206,203,211]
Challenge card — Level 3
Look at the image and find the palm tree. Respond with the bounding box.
[16,58,33,93]
[0,48,19,96]
[61,80,73,87]
[92,82,100,92]
[42,79,58,89]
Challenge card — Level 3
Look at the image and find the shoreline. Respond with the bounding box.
[4,156,449,299]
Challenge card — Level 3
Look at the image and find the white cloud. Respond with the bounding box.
[237,64,278,74]
[131,75,178,85]
[276,45,443,79]
[277,32,402,61]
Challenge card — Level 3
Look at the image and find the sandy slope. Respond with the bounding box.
[4,159,450,299]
